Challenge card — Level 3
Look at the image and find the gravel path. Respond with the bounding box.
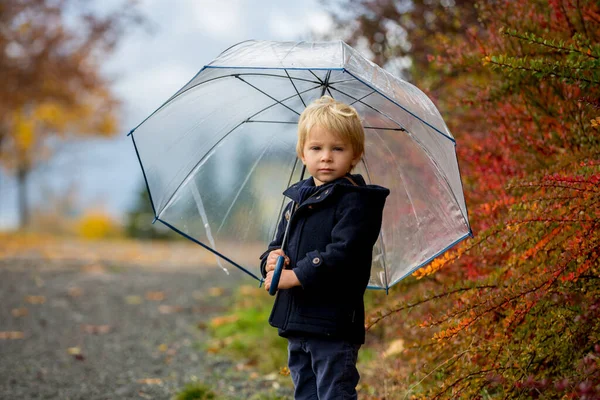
[0,259,293,399]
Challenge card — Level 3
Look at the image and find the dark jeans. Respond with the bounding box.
[287,336,361,400]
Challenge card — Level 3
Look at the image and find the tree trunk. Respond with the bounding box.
[17,166,29,229]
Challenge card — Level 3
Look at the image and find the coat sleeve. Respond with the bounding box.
[259,202,292,278]
[293,191,387,290]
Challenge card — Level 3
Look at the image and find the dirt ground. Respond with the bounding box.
[0,237,293,399]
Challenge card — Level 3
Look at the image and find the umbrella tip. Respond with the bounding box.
[127,129,135,137]
[152,217,158,224]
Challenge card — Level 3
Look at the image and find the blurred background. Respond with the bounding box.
[2,1,598,398]
[0,0,337,238]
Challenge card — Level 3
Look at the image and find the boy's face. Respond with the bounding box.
[300,124,361,186]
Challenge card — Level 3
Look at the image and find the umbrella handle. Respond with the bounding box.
[268,255,285,296]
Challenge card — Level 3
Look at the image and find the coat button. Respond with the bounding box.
[312,257,320,264]
[308,205,313,209]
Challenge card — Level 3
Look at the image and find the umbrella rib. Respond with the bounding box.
[321,70,332,96]
[157,218,259,281]
[365,120,462,242]
[246,84,321,122]
[236,76,301,116]
[358,155,390,290]
[370,128,423,236]
[342,70,456,143]
[157,84,320,217]
[309,69,324,84]
[365,127,406,131]
[216,143,272,234]
[285,69,307,108]
[247,120,296,124]
[129,133,158,217]
[157,119,247,217]
[130,72,319,133]
[327,78,356,85]
[349,90,378,106]
[274,156,300,246]
[328,86,406,131]
[338,85,455,204]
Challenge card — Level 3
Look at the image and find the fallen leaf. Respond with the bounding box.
[279,367,290,376]
[137,378,162,385]
[25,295,46,305]
[210,315,238,327]
[239,285,258,296]
[0,331,24,339]
[196,321,207,330]
[34,275,44,287]
[158,305,183,314]
[383,339,404,358]
[264,373,277,381]
[125,295,143,305]
[208,287,224,297]
[81,324,111,335]
[158,343,168,352]
[145,291,165,301]
[11,308,28,317]
[82,263,106,274]
[67,347,81,355]
[68,287,83,298]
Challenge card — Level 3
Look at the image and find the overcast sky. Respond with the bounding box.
[0,0,335,229]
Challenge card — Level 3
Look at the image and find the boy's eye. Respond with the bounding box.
[333,147,344,151]
[310,146,321,150]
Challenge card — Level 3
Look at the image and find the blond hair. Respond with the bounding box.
[296,96,365,159]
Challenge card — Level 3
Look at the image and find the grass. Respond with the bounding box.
[183,284,385,399]
[205,285,288,373]
[174,383,218,400]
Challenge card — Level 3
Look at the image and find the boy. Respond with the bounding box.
[260,96,389,399]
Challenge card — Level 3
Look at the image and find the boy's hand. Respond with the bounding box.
[264,270,300,292]
[265,249,290,273]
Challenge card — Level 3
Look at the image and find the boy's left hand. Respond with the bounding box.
[264,270,300,292]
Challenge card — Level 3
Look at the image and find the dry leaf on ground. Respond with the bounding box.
[11,308,28,317]
[0,331,24,339]
[25,295,45,304]
[81,324,111,335]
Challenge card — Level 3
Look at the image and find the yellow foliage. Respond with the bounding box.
[77,211,121,239]
[14,114,35,152]
[33,103,66,130]
[413,246,466,279]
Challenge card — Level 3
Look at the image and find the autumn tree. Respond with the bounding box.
[0,0,144,228]
[333,0,600,398]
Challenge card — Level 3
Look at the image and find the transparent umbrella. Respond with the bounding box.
[128,40,472,291]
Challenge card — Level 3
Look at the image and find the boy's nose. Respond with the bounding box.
[321,151,332,161]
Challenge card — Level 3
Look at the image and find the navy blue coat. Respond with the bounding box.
[260,173,389,344]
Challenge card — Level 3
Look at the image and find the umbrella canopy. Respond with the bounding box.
[129,40,472,290]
